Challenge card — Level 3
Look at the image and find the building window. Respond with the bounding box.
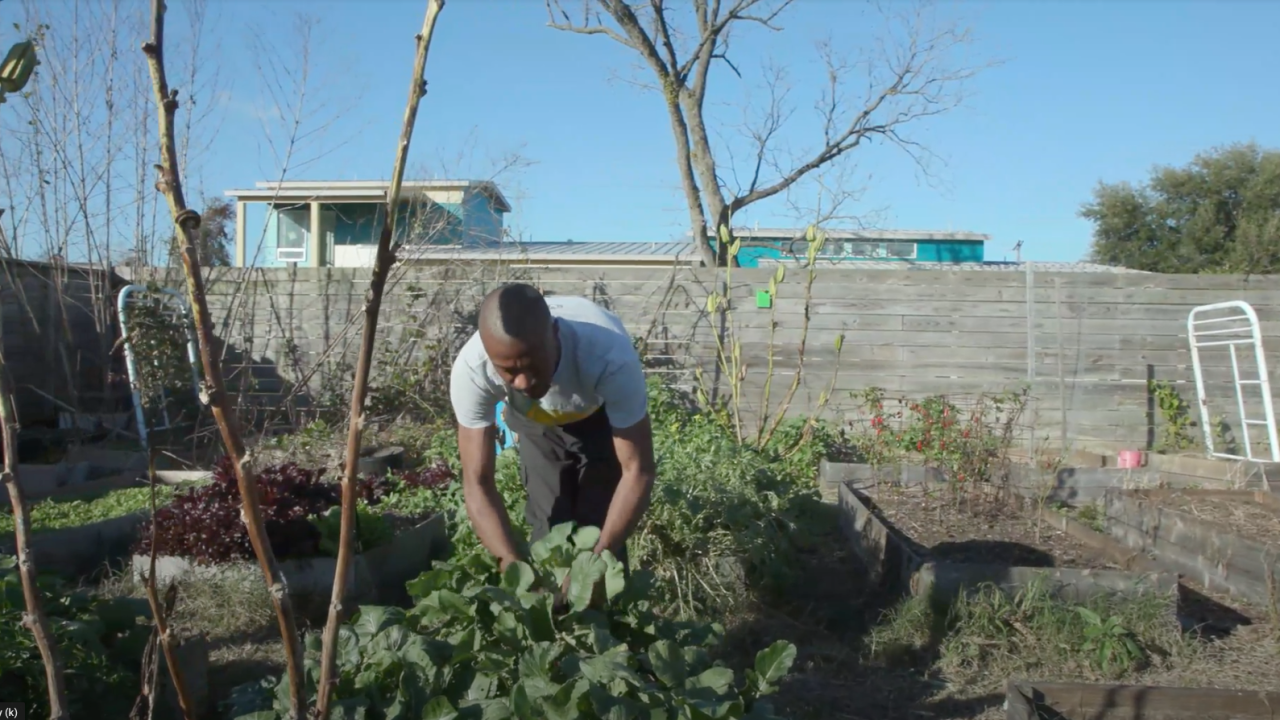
[820,240,918,259]
[883,241,916,259]
[276,207,308,263]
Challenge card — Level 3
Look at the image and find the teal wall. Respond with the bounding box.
[462,192,503,245]
[918,240,985,263]
[724,237,985,268]
[330,199,464,246]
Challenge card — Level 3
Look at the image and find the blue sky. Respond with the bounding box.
[193,0,1280,263]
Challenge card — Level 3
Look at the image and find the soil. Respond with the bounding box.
[1157,492,1280,548]
[862,484,1124,570]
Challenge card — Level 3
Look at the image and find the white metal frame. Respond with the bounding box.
[1187,300,1280,462]
[117,284,202,455]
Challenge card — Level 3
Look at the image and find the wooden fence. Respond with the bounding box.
[117,264,1280,453]
[0,259,127,426]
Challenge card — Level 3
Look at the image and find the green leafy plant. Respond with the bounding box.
[311,504,395,557]
[1076,606,1146,675]
[1149,380,1196,452]
[0,485,175,535]
[225,522,798,720]
[0,556,151,717]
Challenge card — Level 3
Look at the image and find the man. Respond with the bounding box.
[449,283,657,572]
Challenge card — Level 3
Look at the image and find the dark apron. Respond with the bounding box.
[503,404,629,569]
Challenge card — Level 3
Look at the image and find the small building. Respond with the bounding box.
[224,180,511,268]
[703,227,990,268]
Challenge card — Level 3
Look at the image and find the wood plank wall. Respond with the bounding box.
[118,264,1280,453]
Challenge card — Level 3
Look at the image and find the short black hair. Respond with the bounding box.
[479,282,551,343]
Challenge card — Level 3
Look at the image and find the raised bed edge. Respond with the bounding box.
[1005,678,1280,720]
[836,480,1178,607]
[1103,488,1280,607]
[0,510,149,578]
[131,513,449,621]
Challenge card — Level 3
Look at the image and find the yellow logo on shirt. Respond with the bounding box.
[523,404,595,426]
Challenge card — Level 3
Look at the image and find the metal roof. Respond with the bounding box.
[402,241,697,261]
[223,179,511,212]
[699,227,991,242]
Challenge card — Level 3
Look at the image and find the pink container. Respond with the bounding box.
[1117,450,1145,469]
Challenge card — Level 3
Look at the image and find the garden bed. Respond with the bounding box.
[1004,679,1280,720]
[835,472,1177,608]
[0,485,176,578]
[132,512,448,623]
[1104,488,1280,607]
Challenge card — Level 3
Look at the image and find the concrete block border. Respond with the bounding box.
[1004,679,1280,720]
[1104,488,1280,607]
[132,513,449,623]
[0,510,149,579]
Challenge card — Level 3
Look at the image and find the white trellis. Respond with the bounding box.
[117,284,202,455]
[1186,300,1279,463]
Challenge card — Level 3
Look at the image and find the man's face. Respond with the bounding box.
[483,326,557,400]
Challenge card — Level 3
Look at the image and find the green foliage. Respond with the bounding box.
[1082,141,1280,274]
[638,378,835,616]
[0,485,174,535]
[224,522,797,720]
[1076,607,1146,675]
[1149,380,1196,452]
[312,504,396,557]
[0,556,151,717]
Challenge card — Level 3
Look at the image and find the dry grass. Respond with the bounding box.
[1158,491,1280,547]
[97,563,286,708]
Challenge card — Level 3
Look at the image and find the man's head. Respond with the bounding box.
[478,283,558,399]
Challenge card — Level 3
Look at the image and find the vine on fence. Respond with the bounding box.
[1148,380,1196,452]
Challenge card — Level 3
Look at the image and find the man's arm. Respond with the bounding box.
[457,424,523,569]
[592,339,657,558]
[594,414,656,557]
[450,342,521,569]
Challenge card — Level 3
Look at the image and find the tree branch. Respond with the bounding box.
[141,448,197,720]
[315,1,447,718]
[1,357,69,719]
[729,8,980,213]
[140,1,309,718]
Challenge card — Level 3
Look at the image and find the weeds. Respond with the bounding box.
[867,578,1183,686]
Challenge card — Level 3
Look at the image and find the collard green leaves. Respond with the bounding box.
[226,522,797,720]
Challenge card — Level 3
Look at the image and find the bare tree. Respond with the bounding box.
[547,0,985,266]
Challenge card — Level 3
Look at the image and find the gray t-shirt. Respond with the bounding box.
[449,295,648,431]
